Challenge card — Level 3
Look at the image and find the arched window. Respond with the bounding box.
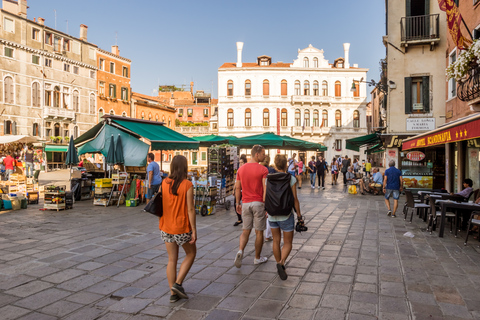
[155,114,159,121]
[353,80,360,97]
[295,109,301,126]
[4,76,14,104]
[313,110,319,127]
[32,123,40,136]
[281,80,287,96]
[141,111,145,119]
[263,108,269,126]
[313,81,319,96]
[109,109,115,115]
[353,110,360,128]
[322,81,328,96]
[304,81,310,95]
[74,126,79,139]
[168,118,171,127]
[122,111,127,117]
[53,86,61,107]
[73,90,79,112]
[245,108,251,127]
[263,80,269,96]
[32,82,40,107]
[89,94,95,114]
[168,154,172,162]
[245,80,251,96]
[148,113,152,120]
[322,110,328,127]
[335,81,341,97]
[313,57,318,68]
[4,120,14,135]
[227,80,233,96]
[281,109,287,126]
[335,110,342,127]
[162,115,165,123]
[227,109,234,127]
[304,109,310,127]
[294,80,300,95]
[98,108,104,121]
[303,57,309,68]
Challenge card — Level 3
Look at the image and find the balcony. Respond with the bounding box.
[458,65,480,108]
[175,126,211,137]
[44,107,75,120]
[291,95,332,106]
[400,14,440,49]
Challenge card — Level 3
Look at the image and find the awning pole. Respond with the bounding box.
[160,151,163,171]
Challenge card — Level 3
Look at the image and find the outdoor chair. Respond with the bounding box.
[427,197,458,236]
[402,190,422,217]
[404,190,429,223]
[464,211,480,245]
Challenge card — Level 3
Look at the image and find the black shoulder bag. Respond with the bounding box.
[143,186,163,218]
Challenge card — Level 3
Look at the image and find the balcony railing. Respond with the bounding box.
[400,14,440,44]
[291,95,332,105]
[44,107,75,119]
[458,65,480,102]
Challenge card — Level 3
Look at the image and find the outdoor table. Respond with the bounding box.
[437,201,480,237]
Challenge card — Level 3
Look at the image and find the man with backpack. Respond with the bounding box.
[341,155,351,185]
[315,155,328,190]
[234,145,269,268]
[307,156,316,189]
[287,153,297,177]
[264,154,303,280]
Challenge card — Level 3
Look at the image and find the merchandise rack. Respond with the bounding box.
[44,185,66,211]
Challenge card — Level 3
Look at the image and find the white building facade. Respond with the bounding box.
[218,43,369,162]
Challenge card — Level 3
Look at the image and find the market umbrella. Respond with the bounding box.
[192,134,230,147]
[115,134,124,165]
[106,135,116,165]
[65,135,78,166]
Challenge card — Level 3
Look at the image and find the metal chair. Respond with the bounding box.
[404,190,429,223]
[427,198,458,236]
[464,211,480,245]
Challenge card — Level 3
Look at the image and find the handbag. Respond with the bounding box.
[348,185,357,195]
[143,188,163,218]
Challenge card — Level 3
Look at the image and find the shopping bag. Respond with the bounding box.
[143,191,163,218]
[348,185,357,195]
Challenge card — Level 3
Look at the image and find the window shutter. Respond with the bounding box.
[404,77,412,114]
[32,84,37,107]
[425,0,430,15]
[422,76,430,112]
[406,0,411,16]
[3,120,6,134]
[12,121,17,135]
[10,81,14,104]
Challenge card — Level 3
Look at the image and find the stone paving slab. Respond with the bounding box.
[1,177,480,319]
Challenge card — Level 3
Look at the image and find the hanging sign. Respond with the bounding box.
[406,151,425,161]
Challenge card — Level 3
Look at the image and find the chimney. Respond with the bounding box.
[343,43,350,68]
[18,0,27,18]
[236,42,244,68]
[111,45,119,56]
[80,24,88,41]
[38,17,45,25]
[190,82,194,94]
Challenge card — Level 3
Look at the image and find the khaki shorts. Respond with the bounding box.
[242,201,266,231]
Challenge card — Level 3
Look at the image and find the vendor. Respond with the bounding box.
[3,153,15,180]
[146,153,162,204]
[78,155,86,167]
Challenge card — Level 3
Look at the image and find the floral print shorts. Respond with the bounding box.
[160,230,192,246]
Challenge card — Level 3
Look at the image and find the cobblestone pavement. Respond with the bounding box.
[1,178,480,319]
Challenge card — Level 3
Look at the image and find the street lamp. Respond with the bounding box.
[350,77,392,95]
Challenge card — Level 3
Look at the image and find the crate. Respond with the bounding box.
[27,192,39,204]
[126,199,138,207]
[95,187,112,194]
[93,198,108,206]
[95,179,112,188]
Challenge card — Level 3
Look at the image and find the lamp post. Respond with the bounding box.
[350,77,390,95]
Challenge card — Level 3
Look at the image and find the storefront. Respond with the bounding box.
[45,145,68,170]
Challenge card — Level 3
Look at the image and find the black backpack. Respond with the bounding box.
[265,172,295,216]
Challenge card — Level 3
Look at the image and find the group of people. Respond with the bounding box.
[0,145,38,180]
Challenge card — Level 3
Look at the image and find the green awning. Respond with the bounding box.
[192,135,230,147]
[73,122,104,145]
[111,119,199,150]
[45,145,68,152]
[346,133,382,152]
[232,132,325,151]
[365,143,384,154]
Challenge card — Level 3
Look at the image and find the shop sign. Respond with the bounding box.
[406,151,425,161]
[384,135,413,148]
[406,118,436,131]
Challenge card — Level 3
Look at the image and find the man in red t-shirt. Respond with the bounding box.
[3,153,15,180]
[234,145,269,268]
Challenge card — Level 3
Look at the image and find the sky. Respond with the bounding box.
[26,0,387,98]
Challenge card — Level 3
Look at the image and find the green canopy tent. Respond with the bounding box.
[345,133,382,152]
[365,143,385,154]
[192,135,230,147]
[231,132,326,151]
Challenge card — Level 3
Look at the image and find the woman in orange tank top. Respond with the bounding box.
[160,155,196,302]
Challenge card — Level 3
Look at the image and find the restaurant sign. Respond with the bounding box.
[406,151,425,161]
[402,118,480,151]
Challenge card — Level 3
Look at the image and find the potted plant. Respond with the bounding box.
[64,137,70,143]
[56,136,62,143]
[49,136,56,143]
[447,40,480,81]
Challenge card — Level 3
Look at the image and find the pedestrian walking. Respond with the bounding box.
[261,155,275,241]
[287,153,297,177]
[341,155,351,185]
[233,154,248,227]
[146,153,162,204]
[316,155,327,189]
[330,157,338,185]
[308,156,316,188]
[264,154,302,280]
[383,160,403,218]
[353,158,358,173]
[297,156,304,189]
[234,145,269,268]
[3,153,15,180]
[160,155,197,302]
[24,145,35,178]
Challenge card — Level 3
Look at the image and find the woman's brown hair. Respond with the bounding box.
[274,154,287,172]
[167,155,188,195]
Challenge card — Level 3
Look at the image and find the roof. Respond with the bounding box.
[219,62,293,69]
[97,48,131,63]
[131,92,176,112]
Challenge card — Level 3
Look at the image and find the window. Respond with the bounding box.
[304,81,310,95]
[178,108,183,116]
[110,62,115,73]
[98,108,104,121]
[73,66,79,74]
[45,58,52,67]
[192,152,198,165]
[54,36,61,52]
[303,57,309,68]
[121,87,128,100]
[122,111,127,117]
[187,108,193,117]
[109,84,116,98]
[304,109,310,127]
[99,58,105,70]
[141,111,145,119]
[183,151,188,160]
[110,110,115,115]
[295,109,301,126]
[449,51,456,99]
[90,94,95,114]
[99,82,105,96]
[313,110,319,127]
[245,80,251,96]
[45,32,52,45]
[45,85,52,107]
[203,108,209,117]
[74,126,79,139]
[281,80,287,96]
[263,80,269,96]
[32,82,40,107]
[63,39,70,52]
[64,64,70,72]
[335,81,341,97]
[245,108,252,127]
[4,120,15,135]
[322,81,328,96]
[335,139,342,151]
[335,110,342,127]
[33,123,40,136]
[202,152,207,161]
[4,47,13,58]
[227,80,233,96]
[263,109,270,126]
[62,87,69,109]
[90,70,95,79]
[73,90,79,112]
[155,114,159,121]
[168,118,171,127]
[353,81,360,97]
[4,18,14,33]
[313,57,318,68]
[322,110,328,127]
[405,76,429,113]
[53,86,60,108]
[353,110,360,128]
[31,55,40,65]
[313,81,319,96]
[227,109,234,127]
[122,66,129,78]
[294,80,301,95]
[281,109,287,126]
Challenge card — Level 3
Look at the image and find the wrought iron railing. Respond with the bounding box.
[458,65,480,102]
[401,14,440,42]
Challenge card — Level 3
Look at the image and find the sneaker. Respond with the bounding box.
[234,250,243,268]
[233,221,242,226]
[387,210,392,216]
[171,283,188,299]
[322,187,325,190]
[170,294,180,303]
[318,186,321,189]
[391,214,397,218]
[265,237,273,242]
[276,263,288,280]
[254,256,268,265]
[311,185,315,189]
